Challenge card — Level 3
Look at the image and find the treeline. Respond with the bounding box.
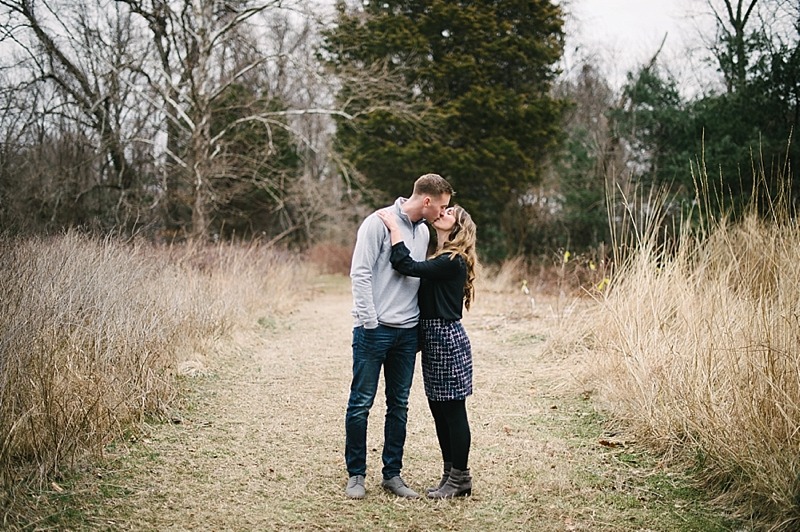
[0,0,343,245]
[0,0,798,260]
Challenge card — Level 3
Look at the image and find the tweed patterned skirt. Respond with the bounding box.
[420,318,473,401]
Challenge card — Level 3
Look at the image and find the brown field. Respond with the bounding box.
[4,228,774,530]
[5,271,742,531]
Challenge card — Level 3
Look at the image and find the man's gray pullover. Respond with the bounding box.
[350,198,429,329]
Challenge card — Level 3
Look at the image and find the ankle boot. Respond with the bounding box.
[427,467,472,499]
[426,462,452,494]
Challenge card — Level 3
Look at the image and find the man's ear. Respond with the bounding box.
[422,197,431,206]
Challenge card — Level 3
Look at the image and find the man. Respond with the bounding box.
[345,173,453,499]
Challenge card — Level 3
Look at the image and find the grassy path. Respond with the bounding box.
[56,275,740,531]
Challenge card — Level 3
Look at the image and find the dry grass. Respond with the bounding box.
[306,241,354,275]
[481,252,610,300]
[558,192,800,529]
[0,231,307,515]
[0,232,744,530]
[20,273,737,531]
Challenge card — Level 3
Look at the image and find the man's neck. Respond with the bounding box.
[401,197,423,223]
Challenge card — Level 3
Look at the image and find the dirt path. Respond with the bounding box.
[92,275,736,531]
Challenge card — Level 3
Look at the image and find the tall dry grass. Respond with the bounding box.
[0,231,305,493]
[562,183,800,528]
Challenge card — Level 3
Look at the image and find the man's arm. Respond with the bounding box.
[349,215,385,329]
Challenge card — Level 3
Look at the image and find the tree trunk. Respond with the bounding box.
[719,0,759,92]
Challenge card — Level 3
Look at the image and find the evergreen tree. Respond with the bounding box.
[323,0,566,259]
[613,47,799,220]
[610,1,800,222]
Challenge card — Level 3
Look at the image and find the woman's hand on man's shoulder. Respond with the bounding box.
[376,208,398,232]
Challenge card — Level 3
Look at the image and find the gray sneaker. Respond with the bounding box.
[381,475,419,499]
[345,475,365,499]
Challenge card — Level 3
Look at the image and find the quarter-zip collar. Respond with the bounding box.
[395,197,425,238]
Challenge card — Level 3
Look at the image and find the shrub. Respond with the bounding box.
[561,188,800,528]
[0,231,305,491]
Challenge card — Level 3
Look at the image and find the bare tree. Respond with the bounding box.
[0,0,150,227]
[111,0,364,240]
[706,0,759,92]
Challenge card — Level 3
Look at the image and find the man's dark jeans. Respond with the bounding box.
[345,324,418,479]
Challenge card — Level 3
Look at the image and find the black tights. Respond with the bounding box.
[428,399,471,470]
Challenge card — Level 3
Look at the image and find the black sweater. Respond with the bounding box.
[389,242,466,321]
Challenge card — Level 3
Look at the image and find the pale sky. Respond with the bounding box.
[561,0,719,95]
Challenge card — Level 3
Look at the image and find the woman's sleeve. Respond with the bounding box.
[389,242,458,280]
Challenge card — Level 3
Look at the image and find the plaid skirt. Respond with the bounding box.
[420,318,473,401]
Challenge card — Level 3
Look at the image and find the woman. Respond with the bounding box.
[377,204,478,499]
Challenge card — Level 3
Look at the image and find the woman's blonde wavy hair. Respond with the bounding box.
[432,205,479,310]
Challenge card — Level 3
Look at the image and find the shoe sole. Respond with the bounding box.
[382,486,419,499]
[426,488,472,499]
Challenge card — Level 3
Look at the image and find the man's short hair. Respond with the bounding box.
[413,173,454,198]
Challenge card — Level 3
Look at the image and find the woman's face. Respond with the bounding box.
[432,207,457,233]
